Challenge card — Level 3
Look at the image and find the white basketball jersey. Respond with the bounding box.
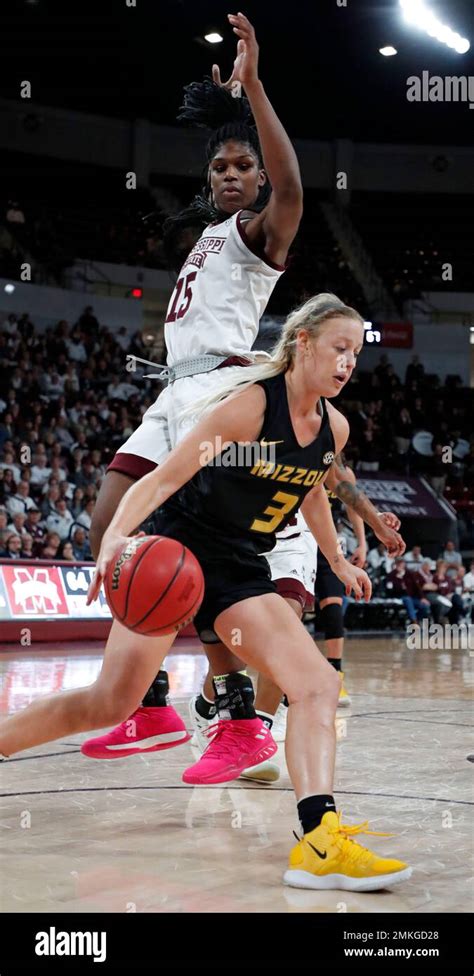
[164,210,285,367]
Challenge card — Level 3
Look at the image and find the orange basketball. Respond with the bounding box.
[104,535,204,636]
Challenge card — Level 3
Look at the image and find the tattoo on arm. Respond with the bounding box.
[334,480,379,528]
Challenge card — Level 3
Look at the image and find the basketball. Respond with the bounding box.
[104,535,204,636]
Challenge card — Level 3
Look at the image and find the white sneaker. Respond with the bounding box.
[188,695,216,751]
[272,702,288,742]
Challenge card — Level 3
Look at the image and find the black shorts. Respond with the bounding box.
[151,508,276,643]
[314,551,345,602]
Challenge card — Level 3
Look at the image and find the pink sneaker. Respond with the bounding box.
[81,705,191,759]
[182,718,277,785]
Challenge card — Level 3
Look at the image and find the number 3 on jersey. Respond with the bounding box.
[165,271,197,323]
[250,491,300,534]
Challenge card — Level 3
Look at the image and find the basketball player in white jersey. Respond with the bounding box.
[81,13,306,773]
[82,13,404,774]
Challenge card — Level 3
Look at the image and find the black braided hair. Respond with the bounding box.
[161,78,271,272]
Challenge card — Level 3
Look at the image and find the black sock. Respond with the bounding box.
[256,710,274,730]
[195,693,217,721]
[212,671,256,720]
[142,670,169,708]
[297,794,336,834]
[327,657,342,672]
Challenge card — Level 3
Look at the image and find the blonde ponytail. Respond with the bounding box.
[179,292,364,422]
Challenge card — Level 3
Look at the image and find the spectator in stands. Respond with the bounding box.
[40,532,61,559]
[30,453,52,488]
[386,557,431,625]
[24,508,46,547]
[49,456,69,484]
[367,542,393,575]
[3,533,22,559]
[20,534,34,558]
[394,408,413,456]
[54,416,75,449]
[107,374,139,402]
[65,332,87,364]
[405,355,424,386]
[115,327,130,351]
[73,455,98,489]
[463,561,474,595]
[374,355,391,383]
[46,498,74,540]
[410,397,425,431]
[5,480,36,517]
[76,498,95,532]
[0,448,21,482]
[77,306,99,336]
[58,540,75,561]
[441,540,462,569]
[70,487,85,518]
[71,526,91,561]
[418,560,446,624]
[432,560,464,625]
[357,430,381,472]
[41,483,61,519]
[2,313,19,336]
[7,512,28,538]
[404,545,426,571]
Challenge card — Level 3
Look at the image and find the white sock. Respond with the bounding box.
[256,709,275,724]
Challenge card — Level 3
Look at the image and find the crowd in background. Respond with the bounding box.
[0,308,473,585]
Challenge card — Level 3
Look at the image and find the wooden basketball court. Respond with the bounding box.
[1,636,472,914]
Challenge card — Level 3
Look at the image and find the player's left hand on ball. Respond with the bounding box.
[86,531,142,604]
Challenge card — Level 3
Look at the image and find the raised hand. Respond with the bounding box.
[212,12,259,90]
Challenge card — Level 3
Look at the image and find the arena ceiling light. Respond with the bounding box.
[380,46,398,56]
[204,32,223,44]
[4,284,15,294]
[400,1,470,54]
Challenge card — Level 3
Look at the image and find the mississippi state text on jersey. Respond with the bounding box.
[164,210,285,366]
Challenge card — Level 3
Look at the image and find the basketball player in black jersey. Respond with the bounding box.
[0,293,412,890]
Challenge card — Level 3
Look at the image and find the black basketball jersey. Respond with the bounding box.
[163,371,336,555]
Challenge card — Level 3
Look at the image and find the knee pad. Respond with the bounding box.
[319,603,344,640]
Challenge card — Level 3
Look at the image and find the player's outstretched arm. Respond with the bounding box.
[325,457,405,557]
[301,405,371,601]
[301,486,371,602]
[214,13,302,264]
[87,385,267,600]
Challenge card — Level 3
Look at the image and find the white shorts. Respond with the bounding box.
[110,366,248,474]
[266,526,317,610]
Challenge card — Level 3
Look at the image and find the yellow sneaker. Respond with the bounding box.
[338,671,351,706]
[283,811,412,891]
